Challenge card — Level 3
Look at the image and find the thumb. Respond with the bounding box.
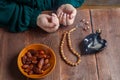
[70,13,75,19]
[46,15,56,27]
[70,9,77,19]
[46,15,52,20]
[51,15,57,25]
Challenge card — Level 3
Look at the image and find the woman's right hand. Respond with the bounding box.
[57,4,77,26]
[37,13,59,33]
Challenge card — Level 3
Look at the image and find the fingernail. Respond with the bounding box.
[61,12,64,15]
[67,14,69,17]
[52,13,55,16]
[64,13,66,16]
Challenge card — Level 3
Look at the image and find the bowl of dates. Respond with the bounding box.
[17,44,56,79]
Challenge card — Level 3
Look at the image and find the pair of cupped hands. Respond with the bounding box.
[37,4,77,32]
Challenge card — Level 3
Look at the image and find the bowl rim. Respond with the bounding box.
[17,43,56,79]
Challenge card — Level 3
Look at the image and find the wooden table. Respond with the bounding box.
[84,0,120,6]
[0,8,120,80]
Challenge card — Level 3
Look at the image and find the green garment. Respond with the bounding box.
[0,0,84,32]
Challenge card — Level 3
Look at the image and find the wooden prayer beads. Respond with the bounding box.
[60,27,81,66]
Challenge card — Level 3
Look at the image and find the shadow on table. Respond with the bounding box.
[8,54,27,80]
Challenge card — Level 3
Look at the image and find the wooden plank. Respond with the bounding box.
[0,28,61,80]
[81,5,120,9]
[81,0,120,9]
[84,0,120,5]
[24,29,61,80]
[0,31,27,80]
[0,29,3,80]
[1,8,119,80]
[90,8,120,80]
[58,9,98,80]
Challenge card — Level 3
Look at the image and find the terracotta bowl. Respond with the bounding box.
[17,44,56,79]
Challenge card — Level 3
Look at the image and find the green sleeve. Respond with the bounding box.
[0,0,41,32]
[54,0,84,9]
[9,0,37,7]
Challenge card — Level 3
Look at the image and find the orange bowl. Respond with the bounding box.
[17,44,56,79]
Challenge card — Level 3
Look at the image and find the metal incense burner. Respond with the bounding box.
[81,29,107,55]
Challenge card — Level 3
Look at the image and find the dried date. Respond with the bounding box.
[38,58,44,69]
[21,49,51,75]
[22,55,27,64]
[22,65,29,69]
[44,59,49,65]
[26,52,32,58]
[42,63,51,71]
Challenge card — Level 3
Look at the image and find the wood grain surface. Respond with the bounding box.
[90,8,120,80]
[84,0,120,5]
[58,9,98,80]
[0,8,120,80]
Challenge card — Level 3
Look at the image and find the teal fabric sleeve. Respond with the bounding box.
[9,0,37,8]
[36,0,54,11]
[0,0,41,32]
[0,0,84,32]
[54,0,84,9]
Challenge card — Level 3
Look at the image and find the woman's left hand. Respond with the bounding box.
[57,4,77,26]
